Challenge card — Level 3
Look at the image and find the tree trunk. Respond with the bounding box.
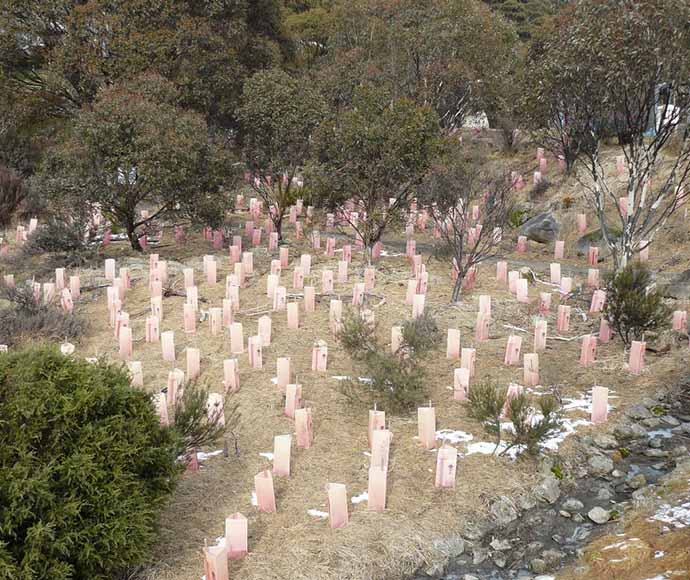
[274,214,283,241]
[125,219,142,252]
[451,275,463,302]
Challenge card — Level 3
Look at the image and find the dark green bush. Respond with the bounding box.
[532,177,551,197]
[0,347,182,579]
[337,310,440,414]
[173,380,238,457]
[21,219,97,269]
[0,282,87,347]
[465,378,562,456]
[603,265,671,346]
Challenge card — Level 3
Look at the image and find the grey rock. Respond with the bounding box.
[530,558,547,574]
[661,415,681,427]
[680,422,690,434]
[462,575,480,580]
[559,510,571,518]
[434,536,465,558]
[562,498,585,512]
[541,549,565,567]
[588,455,614,476]
[642,397,660,408]
[648,437,663,449]
[490,496,519,526]
[644,448,669,458]
[472,547,489,565]
[588,506,611,524]
[614,422,648,439]
[573,513,586,523]
[662,268,690,299]
[626,404,653,420]
[593,434,619,449]
[642,418,662,429]
[628,473,647,489]
[490,538,512,551]
[520,212,561,244]
[612,469,626,478]
[518,493,538,511]
[671,445,688,457]
[533,475,561,504]
[575,228,620,259]
[597,487,614,500]
[527,541,544,554]
[517,572,534,580]
[492,552,508,568]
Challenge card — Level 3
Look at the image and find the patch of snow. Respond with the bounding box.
[332,375,351,381]
[251,492,258,506]
[197,449,224,461]
[654,551,665,558]
[351,491,368,504]
[541,418,591,451]
[363,451,371,457]
[436,429,473,444]
[379,250,403,257]
[271,377,278,384]
[259,452,274,460]
[465,441,522,459]
[307,509,329,519]
[651,501,690,528]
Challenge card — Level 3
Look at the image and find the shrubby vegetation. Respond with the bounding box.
[603,266,671,347]
[0,281,86,347]
[466,378,562,456]
[337,310,441,413]
[0,347,227,577]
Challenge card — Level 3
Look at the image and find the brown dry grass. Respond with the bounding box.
[1,145,689,580]
[65,215,688,580]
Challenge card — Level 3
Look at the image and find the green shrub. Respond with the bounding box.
[508,208,529,228]
[173,380,237,457]
[0,347,181,579]
[337,310,440,414]
[603,265,670,346]
[22,219,97,268]
[532,178,551,197]
[0,282,87,347]
[465,378,562,456]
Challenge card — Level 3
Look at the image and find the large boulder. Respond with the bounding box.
[662,269,690,299]
[520,212,561,243]
[575,228,621,258]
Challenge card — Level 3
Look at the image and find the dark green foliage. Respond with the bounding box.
[35,75,230,251]
[22,219,94,259]
[0,347,182,579]
[466,378,562,456]
[173,381,237,458]
[603,265,671,346]
[400,312,442,358]
[532,178,551,197]
[237,68,327,238]
[484,0,561,39]
[0,282,87,347]
[337,310,440,414]
[310,84,439,257]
